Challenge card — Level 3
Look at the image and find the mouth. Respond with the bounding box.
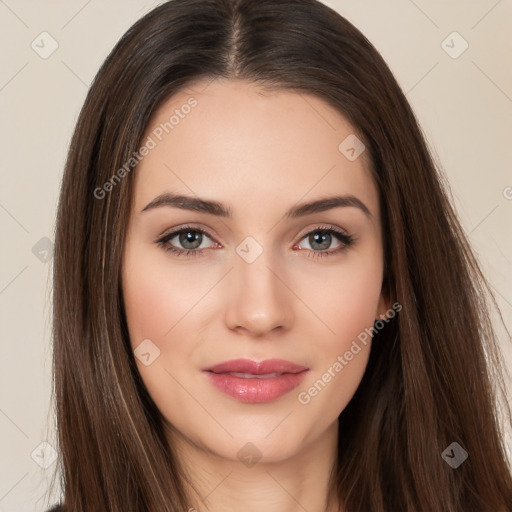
[202,358,309,403]
[211,371,288,379]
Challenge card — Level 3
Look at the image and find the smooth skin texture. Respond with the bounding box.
[122,78,390,512]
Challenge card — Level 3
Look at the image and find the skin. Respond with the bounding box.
[122,78,390,512]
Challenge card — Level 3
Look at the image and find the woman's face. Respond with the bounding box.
[122,78,389,464]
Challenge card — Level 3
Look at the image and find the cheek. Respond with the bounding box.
[122,240,225,373]
[291,249,383,417]
[121,246,211,423]
[295,246,384,349]
[121,243,204,408]
[330,262,382,341]
[122,245,209,345]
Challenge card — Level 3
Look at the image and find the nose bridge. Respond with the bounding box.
[224,236,293,335]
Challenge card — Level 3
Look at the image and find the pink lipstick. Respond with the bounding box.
[202,358,309,403]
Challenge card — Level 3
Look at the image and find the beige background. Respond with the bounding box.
[0,0,511,510]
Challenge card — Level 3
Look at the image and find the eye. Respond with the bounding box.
[157,226,218,257]
[294,226,355,259]
[156,224,355,259]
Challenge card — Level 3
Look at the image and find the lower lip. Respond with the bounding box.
[204,370,309,403]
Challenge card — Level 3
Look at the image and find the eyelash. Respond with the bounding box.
[156,224,355,260]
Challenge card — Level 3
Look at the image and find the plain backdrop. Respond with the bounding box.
[0,1,511,510]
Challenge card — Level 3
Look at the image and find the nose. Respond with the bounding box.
[224,248,294,337]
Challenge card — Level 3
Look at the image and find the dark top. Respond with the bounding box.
[46,506,63,512]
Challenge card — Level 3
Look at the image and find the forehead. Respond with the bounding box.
[132,78,378,219]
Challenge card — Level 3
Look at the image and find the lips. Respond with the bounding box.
[202,358,309,403]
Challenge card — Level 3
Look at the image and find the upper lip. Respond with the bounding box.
[203,358,308,375]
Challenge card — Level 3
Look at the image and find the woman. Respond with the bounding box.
[46,0,512,510]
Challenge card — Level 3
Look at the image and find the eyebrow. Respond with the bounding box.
[141,192,372,219]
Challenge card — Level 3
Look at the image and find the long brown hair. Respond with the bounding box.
[49,0,512,510]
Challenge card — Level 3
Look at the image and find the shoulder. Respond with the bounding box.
[46,505,64,512]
